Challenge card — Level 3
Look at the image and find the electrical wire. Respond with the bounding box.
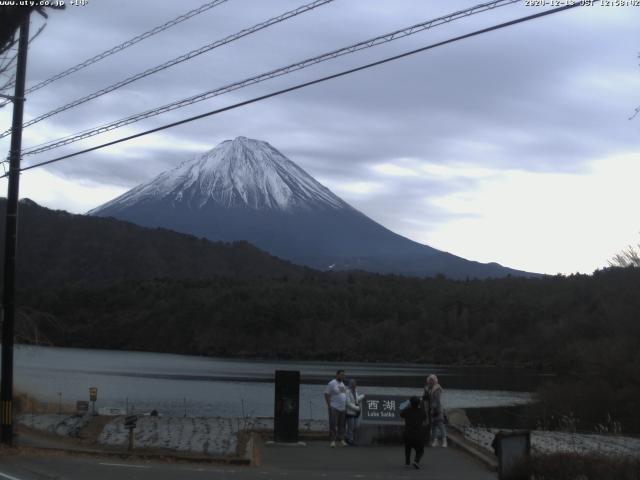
[0,0,230,106]
[0,23,46,96]
[19,0,521,155]
[6,2,584,178]
[0,0,335,138]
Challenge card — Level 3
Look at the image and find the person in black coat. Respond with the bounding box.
[400,396,427,469]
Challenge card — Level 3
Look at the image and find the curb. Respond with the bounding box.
[247,431,261,466]
[448,428,498,471]
[11,442,252,465]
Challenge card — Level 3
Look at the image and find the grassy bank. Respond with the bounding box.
[14,390,76,415]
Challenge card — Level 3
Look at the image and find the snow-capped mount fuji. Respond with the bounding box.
[97,136,348,213]
[90,137,533,279]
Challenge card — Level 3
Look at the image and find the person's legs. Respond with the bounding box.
[439,422,447,447]
[337,410,346,442]
[329,407,338,442]
[415,440,425,463]
[424,421,431,446]
[431,419,446,446]
[345,415,355,443]
[404,441,411,465]
[430,422,438,446]
[405,439,421,469]
[352,416,359,443]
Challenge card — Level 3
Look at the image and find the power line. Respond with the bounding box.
[0,56,17,93]
[0,42,20,94]
[0,0,230,106]
[7,2,584,178]
[0,0,335,138]
[0,23,46,95]
[19,0,521,156]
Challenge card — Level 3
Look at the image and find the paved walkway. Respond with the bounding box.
[260,441,496,479]
[0,442,496,480]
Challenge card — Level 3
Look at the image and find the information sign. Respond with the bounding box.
[124,414,138,430]
[76,401,89,414]
[360,394,412,424]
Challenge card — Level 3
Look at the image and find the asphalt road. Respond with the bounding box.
[0,442,497,480]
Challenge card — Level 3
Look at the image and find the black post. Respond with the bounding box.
[1,14,30,445]
[274,370,300,443]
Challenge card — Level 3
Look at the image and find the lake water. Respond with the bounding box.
[14,345,543,419]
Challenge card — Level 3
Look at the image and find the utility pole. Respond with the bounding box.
[1,13,30,445]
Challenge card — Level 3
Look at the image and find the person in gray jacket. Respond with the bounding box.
[345,379,365,445]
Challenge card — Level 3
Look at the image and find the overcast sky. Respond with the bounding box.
[0,0,638,275]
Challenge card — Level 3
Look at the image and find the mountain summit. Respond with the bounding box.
[90,137,534,279]
[95,137,347,213]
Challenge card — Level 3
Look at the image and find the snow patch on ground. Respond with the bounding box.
[246,417,328,432]
[464,427,640,458]
[98,417,238,456]
[16,413,338,458]
[97,416,329,456]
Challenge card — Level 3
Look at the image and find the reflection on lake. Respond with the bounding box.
[14,345,541,419]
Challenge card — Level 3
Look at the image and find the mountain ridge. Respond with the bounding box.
[0,198,305,289]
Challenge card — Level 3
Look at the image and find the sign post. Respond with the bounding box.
[124,415,137,451]
[89,387,97,416]
[274,370,300,443]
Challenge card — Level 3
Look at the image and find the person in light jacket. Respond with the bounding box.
[426,374,447,447]
[345,379,365,445]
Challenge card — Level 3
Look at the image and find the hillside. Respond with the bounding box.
[0,198,306,288]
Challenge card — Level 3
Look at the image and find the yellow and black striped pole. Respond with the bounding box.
[1,400,11,426]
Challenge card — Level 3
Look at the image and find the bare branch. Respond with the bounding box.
[608,238,640,268]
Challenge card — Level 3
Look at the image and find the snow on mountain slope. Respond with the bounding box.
[91,137,347,214]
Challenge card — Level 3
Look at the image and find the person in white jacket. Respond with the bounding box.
[345,379,365,445]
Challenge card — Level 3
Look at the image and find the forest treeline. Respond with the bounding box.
[15,267,640,430]
[17,267,639,367]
